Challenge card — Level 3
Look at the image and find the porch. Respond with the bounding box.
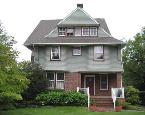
[81,73,122,96]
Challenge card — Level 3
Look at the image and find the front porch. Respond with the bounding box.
[81,73,122,96]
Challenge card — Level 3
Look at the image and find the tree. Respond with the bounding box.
[122,27,145,105]
[19,61,47,100]
[0,22,29,109]
[122,27,145,90]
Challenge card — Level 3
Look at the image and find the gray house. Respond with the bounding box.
[24,4,125,106]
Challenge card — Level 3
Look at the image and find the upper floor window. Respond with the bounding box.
[82,27,89,36]
[67,28,74,36]
[90,27,97,36]
[94,45,104,60]
[73,47,81,56]
[58,27,66,36]
[51,46,60,60]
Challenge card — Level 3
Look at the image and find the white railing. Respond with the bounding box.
[77,87,90,109]
[111,88,124,109]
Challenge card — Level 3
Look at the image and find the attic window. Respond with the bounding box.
[90,27,97,36]
[67,28,74,36]
[58,27,66,36]
[82,27,89,36]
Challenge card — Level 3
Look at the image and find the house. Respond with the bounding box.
[24,4,125,107]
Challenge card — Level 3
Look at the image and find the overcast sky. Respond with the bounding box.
[0,0,145,62]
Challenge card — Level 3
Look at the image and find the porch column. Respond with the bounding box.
[116,72,122,88]
[64,72,81,91]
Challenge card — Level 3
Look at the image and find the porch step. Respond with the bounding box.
[91,96,113,107]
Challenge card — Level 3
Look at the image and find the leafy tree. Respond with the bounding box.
[122,27,145,90]
[122,27,145,105]
[20,61,47,100]
[0,22,29,109]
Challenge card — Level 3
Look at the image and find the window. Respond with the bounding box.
[67,28,74,36]
[58,27,66,36]
[47,72,64,89]
[73,47,81,56]
[94,45,104,60]
[100,74,108,90]
[51,46,60,60]
[56,73,64,89]
[47,72,55,89]
[90,27,97,36]
[82,27,89,36]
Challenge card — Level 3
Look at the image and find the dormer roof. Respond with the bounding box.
[57,7,99,27]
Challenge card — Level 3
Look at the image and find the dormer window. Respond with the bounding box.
[82,27,89,36]
[90,27,97,36]
[58,27,66,36]
[67,28,74,36]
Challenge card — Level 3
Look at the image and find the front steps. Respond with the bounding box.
[90,96,114,112]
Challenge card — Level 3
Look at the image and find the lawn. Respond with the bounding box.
[0,106,145,115]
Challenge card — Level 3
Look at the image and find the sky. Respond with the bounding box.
[0,0,145,62]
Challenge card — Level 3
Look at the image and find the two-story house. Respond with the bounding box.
[24,4,125,106]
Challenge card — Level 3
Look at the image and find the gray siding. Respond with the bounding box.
[32,45,123,72]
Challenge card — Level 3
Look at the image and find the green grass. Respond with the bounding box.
[0,106,145,115]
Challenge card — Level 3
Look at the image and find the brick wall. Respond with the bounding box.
[64,72,81,91]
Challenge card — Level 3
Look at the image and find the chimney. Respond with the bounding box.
[77,4,83,8]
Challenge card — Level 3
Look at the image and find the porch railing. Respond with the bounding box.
[111,88,124,109]
[77,87,90,109]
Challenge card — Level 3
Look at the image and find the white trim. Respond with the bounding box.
[45,27,57,37]
[50,46,61,60]
[80,8,99,25]
[84,75,95,95]
[90,27,97,36]
[82,27,90,36]
[56,72,64,89]
[57,8,99,26]
[99,27,112,37]
[32,43,125,45]
[100,74,108,90]
[57,8,78,25]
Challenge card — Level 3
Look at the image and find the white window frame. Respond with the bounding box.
[47,72,65,89]
[56,73,65,89]
[94,45,104,60]
[47,72,55,89]
[90,27,97,36]
[51,46,61,60]
[73,47,81,56]
[58,27,66,36]
[82,27,90,36]
[100,74,108,90]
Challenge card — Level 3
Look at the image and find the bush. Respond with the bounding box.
[36,91,87,106]
[125,86,140,105]
[0,92,22,110]
[139,91,145,105]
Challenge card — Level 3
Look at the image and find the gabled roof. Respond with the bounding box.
[57,8,99,26]
[24,19,125,46]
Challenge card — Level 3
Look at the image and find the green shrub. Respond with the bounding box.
[125,86,140,105]
[0,92,22,110]
[35,91,87,106]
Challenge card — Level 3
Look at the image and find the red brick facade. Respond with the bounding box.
[64,72,81,91]
[65,72,122,96]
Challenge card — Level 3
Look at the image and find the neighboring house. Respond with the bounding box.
[24,4,125,106]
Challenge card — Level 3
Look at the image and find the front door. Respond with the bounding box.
[85,75,95,95]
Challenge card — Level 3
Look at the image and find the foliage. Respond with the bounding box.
[122,27,145,91]
[0,22,29,110]
[125,86,140,105]
[21,62,47,100]
[35,91,87,106]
